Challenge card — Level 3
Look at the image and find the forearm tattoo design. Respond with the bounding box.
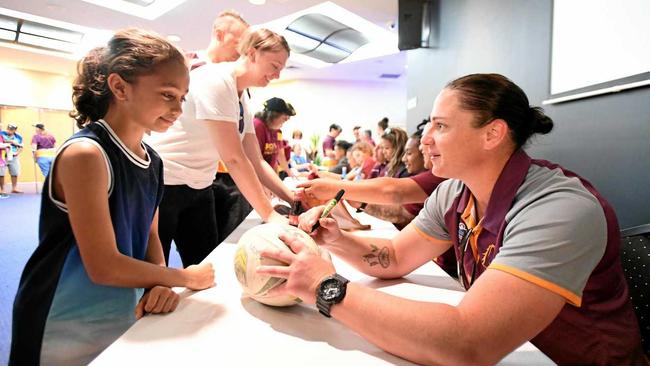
[362,244,390,268]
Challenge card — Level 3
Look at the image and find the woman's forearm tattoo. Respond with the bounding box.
[362,244,390,268]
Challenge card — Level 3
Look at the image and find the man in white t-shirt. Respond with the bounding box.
[147,19,294,268]
[147,11,251,266]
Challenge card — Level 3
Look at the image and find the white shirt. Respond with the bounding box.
[146,62,254,189]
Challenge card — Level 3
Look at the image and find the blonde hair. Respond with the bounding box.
[351,141,373,156]
[237,28,290,56]
[213,10,248,31]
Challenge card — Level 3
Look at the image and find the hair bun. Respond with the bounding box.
[529,106,554,135]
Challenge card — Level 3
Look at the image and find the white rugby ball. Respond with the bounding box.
[234,223,321,306]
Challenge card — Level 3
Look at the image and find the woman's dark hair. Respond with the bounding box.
[258,110,284,126]
[445,73,553,148]
[70,28,186,128]
[380,127,408,177]
[413,118,429,138]
[377,117,389,130]
[329,123,342,132]
[335,140,352,152]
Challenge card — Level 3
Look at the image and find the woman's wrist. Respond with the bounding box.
[328,229,347,248]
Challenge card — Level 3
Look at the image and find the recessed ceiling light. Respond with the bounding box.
[249,0,266,4]
[167,35,181,42]
[0,7,112,59]
[81,0,188,20]
[257,1,398,68]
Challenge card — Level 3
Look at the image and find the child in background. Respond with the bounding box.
[0,123,9,198]
[10,29,215,366]
[290,143,311,172]
[380,127,409,178]
[346,142,376,180]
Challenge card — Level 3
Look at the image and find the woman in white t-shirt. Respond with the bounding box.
[147,28,292,267]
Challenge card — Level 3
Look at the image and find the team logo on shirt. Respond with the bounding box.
[264,142,276,155]
[458,222,468,243]
[481,244,496,267]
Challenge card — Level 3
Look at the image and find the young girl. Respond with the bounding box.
[380,127,409,178]
[10,29,214,366]
[347,142,375,180]
[147,28,294,266]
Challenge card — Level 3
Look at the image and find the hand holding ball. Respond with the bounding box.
[234,223,321,306]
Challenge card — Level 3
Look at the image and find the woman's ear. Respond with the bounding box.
[247,48,257,63]
[483,118,509,150]
[107,73,130,101]
[214,28,225,42]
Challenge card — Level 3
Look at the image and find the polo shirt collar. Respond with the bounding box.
[456,149,531,235]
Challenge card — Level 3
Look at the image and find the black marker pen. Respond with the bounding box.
[310,189,345,233]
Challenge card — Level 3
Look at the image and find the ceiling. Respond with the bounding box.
[0,0,406,81]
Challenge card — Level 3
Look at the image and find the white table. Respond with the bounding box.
[92,208,553,365]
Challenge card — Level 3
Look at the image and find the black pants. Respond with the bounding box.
[158,184,218,267]
[212,173,252,243]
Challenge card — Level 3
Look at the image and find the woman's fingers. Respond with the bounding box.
[256,265,291,278]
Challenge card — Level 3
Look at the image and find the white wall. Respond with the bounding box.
[0,65,74,110]
[248,78,407,144]
[0,64,408,146]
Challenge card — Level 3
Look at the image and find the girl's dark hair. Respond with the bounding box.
[329,123,342,132]
[414,118,429,138]
[377,117,389,130]
[445,73,553,148]
[380,127,408,177]
[70,28,186,128]
[335,140,352,152]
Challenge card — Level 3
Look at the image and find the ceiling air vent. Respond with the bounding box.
[81,0,187,20]
[0,13,83,53]
[284,13,369,64]
[380,73,401,79]
[123,0,157,6]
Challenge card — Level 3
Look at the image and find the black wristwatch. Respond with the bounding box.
[316,274,349,318]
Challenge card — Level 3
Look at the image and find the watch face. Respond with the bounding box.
[320,279,341,301]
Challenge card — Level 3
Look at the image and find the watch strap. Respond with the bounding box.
[316,274,349,318]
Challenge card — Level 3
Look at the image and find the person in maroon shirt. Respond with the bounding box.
[362,129,376,147]
[266,73,644,365]
[348,142,375,180]
[322,124,341,159]
[379,127,409,178]
[253,97,296,178]
[352,125,362,143]
[31,123,56,177]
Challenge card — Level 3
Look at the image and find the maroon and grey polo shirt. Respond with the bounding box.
[413,149,642,364]
[403,170,456,277]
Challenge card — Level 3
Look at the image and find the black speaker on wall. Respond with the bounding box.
[398,0,439,51]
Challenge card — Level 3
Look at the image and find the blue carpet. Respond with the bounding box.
[0,193,183,365]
